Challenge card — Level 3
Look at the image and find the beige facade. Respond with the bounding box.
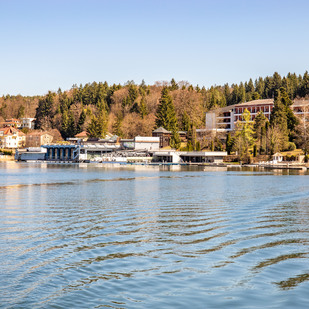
[26,132,53,147]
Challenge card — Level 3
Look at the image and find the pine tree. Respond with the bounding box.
[76,109,86,134]
[87,116,99,138]
[270,87,298,139]
[156,87,175,129]
[181,111,191,131]
[155,87,180,149]
[187,124,196,150]
[254,111,268,154]
[233,109,255,162]
[255,77,265,98]
[113,116,123,137]
[139,95,148,119]
[67,111,76,138]
[169,78,179,91]
[226,132,233,155]
[96,109,108,138]
[87,99,108,138]
[239,82,246,103]
[224,84,231,105]
[35,91,55,129]
[61,109,69,138]
[269,88,291,151]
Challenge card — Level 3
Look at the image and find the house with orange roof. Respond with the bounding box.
[0,127,26,148]
[74,131,89,141]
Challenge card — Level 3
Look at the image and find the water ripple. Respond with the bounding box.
[1,163,309,308]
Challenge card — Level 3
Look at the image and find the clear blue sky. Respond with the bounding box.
[1,0,308,96]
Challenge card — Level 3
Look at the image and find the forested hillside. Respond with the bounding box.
[1,72,309,140]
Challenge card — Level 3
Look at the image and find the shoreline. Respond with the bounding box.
[3,159,309,172]
[0,155,15,161]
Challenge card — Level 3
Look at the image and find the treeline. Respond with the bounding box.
[208,71,309,109]
[0,71,308,141]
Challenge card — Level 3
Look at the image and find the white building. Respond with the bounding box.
[205,98,309,133]
[134,136,160,151]
[0,127,26,148]
[152,150,227,163]
[20,118,36,130]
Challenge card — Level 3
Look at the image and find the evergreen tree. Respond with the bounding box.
[17,105,25,118]
[239,82,246,103]
[254,111,268,154]
[87,116,99,138]
[155,87,175,129]
[231,84,240,104]
[113,116,123,137]
[96,109,108,138]
[76,109,86,134]
[233,109,255,162]
[170,126,181,149]
[301,71,309,97]
[269,88,293,151]
[35,91,55,129]
[224,84,231,105]
[271,87,298,137]
[226,132,233,155]
[87,98,108,138]
[251,92,260,100]
[187,124,196,151]
[181,111,191,132]
[67,111,76,138]
[255,77,265,98]
[246,78,255,93]
[61,109,69,138]
[139,95,148,119]
[169,78,179,91]
[155,87,180,149]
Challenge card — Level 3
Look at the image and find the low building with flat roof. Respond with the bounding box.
[152,150,227,164]
[134,136,160,151]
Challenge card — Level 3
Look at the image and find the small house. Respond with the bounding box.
[272,152,283,163]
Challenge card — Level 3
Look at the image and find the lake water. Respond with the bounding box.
[1,162,309,308]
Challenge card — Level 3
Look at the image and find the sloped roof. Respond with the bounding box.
[292,99,309,107]
[235,99,274,107]
[75,131,88,137]
[0,127,24,136]
[153,127,171,133]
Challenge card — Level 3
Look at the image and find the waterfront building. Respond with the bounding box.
[0,127,25,148]
[205,99,309,132]
[43,144,81,161]
[134,136,160,151]
[26,131,53,147]
[152,127,187,148]
[152,150,227,164]
[15,147,47,161]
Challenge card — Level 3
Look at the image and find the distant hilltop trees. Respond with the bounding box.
[0,72,309,140]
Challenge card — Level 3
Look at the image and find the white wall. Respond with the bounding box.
[134,137,160,151]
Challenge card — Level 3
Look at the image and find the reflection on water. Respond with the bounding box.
[1,162,309,308]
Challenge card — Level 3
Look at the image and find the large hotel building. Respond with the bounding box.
[205,98,309,132]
